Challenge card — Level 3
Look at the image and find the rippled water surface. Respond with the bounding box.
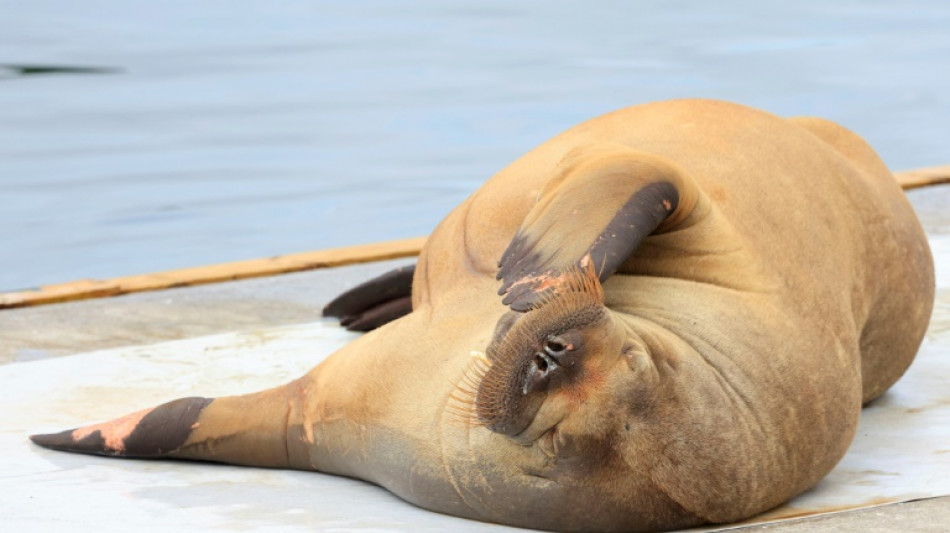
[1,1,948,291]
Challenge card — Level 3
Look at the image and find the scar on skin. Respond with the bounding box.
[508,272,556,291]
[301,405,316,444]
[535,274,571,292]
[71,407,155,453]
[509,254,596,295]
[511,268,576,293]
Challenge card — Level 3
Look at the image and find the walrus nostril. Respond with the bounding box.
[536,353,551,372]
[523,355,557,396]
[521,352,559,396]
[543,339,567,359]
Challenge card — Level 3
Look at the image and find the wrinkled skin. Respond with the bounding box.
[31,99,934,532]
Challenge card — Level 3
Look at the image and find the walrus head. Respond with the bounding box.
[450,263,641,449]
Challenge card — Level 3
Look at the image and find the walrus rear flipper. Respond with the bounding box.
[31,397,211,458]
[31,384,306,469]
[323,264,415,331]
[498,146,699,311]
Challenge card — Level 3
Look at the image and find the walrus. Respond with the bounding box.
[30,99,934,532]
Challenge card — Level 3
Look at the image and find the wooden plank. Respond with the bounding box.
[1,164,948,311]
[0,236,426,309]
[894,165,950,190]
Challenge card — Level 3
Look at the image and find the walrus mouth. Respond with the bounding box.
[447,265,606,437]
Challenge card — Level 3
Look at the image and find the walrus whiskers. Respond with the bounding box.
[444,351,492,428]
[447,264,606,430]
[473,263,608,434]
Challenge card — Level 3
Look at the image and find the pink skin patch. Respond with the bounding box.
[70,407,155,453]
[507,271,568,295]
[508,253,595,296]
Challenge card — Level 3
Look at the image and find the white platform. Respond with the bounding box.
[2,235,948,532]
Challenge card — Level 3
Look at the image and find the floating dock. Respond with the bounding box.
[1,174,948,532]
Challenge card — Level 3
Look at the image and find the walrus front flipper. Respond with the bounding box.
[31,384,308,469]
[323,264,415,331]
[498,146,698,311]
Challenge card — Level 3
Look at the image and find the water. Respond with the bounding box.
[1,1,948,292]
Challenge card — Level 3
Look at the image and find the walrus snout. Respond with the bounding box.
[478,322,597,437]
[475,266,608,439]
[477,349,550,436]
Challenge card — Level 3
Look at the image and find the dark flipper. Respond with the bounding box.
[497,146,698,311]
[31,386,305,469]
[323,264,415,331]
[31,397,212,458]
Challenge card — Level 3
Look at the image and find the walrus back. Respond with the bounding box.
[789,116,935,403]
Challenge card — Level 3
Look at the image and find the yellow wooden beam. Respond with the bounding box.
[0,236,426,309]
[894,165,950,190]
[1,164,948,311]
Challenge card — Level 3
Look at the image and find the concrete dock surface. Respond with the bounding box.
[2,184,948,532]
